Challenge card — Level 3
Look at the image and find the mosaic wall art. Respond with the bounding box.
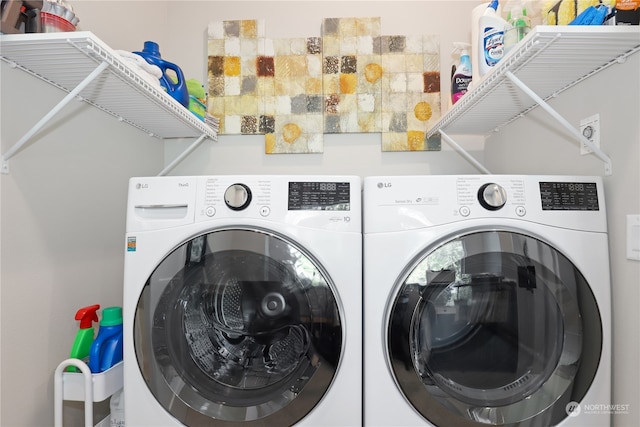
[321,17,383,135]
[207,18,441,153]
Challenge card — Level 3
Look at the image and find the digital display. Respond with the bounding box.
[288,182,351,211]
[539,182,599,211]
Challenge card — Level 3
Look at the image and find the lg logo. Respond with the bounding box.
[135,183,148,190]
[377,182,392,189]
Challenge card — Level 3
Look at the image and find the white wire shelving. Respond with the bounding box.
[0,31,218,175]
[429,25,640,176]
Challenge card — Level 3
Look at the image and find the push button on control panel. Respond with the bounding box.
[205,206,216,217]
[260,206,271,217]
[459,206,471,217]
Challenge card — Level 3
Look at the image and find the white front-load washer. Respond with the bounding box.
[363,175,611,427]
[123,175,361,426]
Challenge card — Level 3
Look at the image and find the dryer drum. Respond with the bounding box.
[388,230,603,426]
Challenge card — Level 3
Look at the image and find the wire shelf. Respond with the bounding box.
[428,26,640,137]
[0,31,217,140]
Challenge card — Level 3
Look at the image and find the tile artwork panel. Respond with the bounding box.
[207,18,441,153]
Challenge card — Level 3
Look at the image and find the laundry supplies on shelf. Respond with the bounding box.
[67,304,100,372]
[451,42,473,105]
[88,306,123,374]
[478,0,511,77]
[133,41,190,108]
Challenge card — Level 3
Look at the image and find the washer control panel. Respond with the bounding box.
[288,181,351,211]
[202,177,271,218]
[191,176,361,231]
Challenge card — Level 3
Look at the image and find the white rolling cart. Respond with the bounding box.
[54,358,123,427]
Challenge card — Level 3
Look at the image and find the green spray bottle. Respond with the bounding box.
[67,304,100,372]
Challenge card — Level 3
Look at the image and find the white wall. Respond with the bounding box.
[483,53,640,426]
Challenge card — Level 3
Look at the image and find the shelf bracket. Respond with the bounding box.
[1,61,110,174]
[505,71,613,176]
[439,130,491,174]
[158,133,209,176]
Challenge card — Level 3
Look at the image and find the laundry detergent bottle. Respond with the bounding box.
[88,306,123,373]
[133,41,190,108]
[478,0,510,77]
[451,42,472,105]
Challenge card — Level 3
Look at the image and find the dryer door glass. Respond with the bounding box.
[388,230,602,426]
[134,228,342,426]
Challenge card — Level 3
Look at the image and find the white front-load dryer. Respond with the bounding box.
[123,175,361,426]
[363,175,611,427]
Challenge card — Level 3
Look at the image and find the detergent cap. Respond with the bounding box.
[141,41,162,57]
[100,306,123,327]
[75,304,100,329]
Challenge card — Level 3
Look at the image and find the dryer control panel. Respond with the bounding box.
[539,181,599,211]
[363,175,607,234]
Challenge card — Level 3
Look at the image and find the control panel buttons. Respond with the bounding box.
[259,206,271,217]
[205,206,216,217]
[224,183,252,211]
[516,206,526,217]
[459,206,471,217]
[478,183,507,211]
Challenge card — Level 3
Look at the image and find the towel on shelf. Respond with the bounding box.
[115,50,163,87]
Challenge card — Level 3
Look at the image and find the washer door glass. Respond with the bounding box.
[134,228,342,426]
[388,230,602,426]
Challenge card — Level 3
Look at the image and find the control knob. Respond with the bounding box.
[224,183,252,210]
[478,183,507,210]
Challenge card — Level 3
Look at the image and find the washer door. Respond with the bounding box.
[388,230,602,426]
[134,228,342,426]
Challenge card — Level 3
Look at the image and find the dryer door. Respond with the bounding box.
[134,227,342,426]
[388,230,602,426]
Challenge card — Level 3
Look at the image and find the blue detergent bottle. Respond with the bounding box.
[133,41,190,108]
[88,306,123,373]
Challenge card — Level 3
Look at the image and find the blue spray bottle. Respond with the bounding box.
[88,306,123,373]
